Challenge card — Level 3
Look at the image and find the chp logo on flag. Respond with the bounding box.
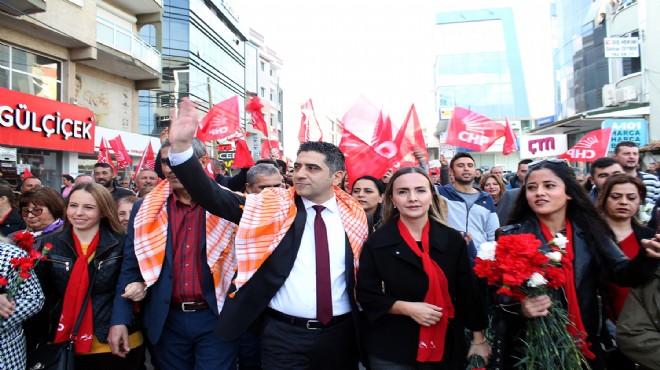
[559,128,612,162]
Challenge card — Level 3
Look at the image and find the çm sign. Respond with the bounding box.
[519,134,568,158]
[0,87,96,153]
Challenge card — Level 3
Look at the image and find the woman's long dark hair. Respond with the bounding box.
[508,160,615,279]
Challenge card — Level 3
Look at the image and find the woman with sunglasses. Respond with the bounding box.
[35,183,145,369]
[491,159,660,370]
[9,187,64,250]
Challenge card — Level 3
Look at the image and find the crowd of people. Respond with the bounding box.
[1,97,659,370]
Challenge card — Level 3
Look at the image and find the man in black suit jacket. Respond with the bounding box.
[166,98,368,370]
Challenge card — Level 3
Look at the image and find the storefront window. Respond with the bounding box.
[0,42,62,100]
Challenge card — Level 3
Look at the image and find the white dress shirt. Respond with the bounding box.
[269,196,350,318]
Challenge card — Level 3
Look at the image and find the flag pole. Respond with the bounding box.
[207,76,216,160]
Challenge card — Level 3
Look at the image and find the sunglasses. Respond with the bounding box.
[21,208,45,217]
[528,158,569,169]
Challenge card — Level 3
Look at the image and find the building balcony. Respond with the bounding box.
[610,0,638,36]
[78,15,161,88]
[0,0,46,16]
[101,0,162,16]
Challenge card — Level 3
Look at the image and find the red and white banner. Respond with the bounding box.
[98,137,117,174]
[233,138,255,168]
[299,98,322,143]
[0,87,96,153]
[339,129,391,183]
[196,96,240,142]
[108,135,132,169]
[503,118,518,155]
[261,139,281,160]
[559,128,612,162]
[445,107,507,152]
[135,141,156,174]
[389,104,427,169]
[246,96,269,138]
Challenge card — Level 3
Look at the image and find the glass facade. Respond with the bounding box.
[138,0,246,135]
[0,42,62,101]
[434,9,530,120]
[555,0,609,119]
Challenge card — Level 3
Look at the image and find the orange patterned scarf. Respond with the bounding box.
[233,186,369,291]
[133,180,238,312]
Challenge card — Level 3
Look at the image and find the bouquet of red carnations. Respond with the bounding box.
[0,231,51,303]
[475,233,589,370]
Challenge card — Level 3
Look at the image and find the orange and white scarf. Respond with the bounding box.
[133,180,238,313]
[233,186,369,291]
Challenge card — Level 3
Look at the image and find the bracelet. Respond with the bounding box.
[470,337,488,345]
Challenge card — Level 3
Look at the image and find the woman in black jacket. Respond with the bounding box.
[493,159,660,370]
[35,183,144,370]
[0,185,25,237]
[357,166,490,369]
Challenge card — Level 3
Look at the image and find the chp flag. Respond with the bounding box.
[445,107,508,152]
[108,135,132,169]
[559,128,612,162]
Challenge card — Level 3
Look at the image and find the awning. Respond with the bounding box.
[530,102,649,135]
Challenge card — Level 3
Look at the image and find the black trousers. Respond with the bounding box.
[260,315,359,370]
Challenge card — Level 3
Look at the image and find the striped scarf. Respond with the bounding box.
[233,186,369,292]
[133,180,238,313]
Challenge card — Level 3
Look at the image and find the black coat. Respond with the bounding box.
[357,218,488,367]
[36,225,128,343]
[492,219,659,370]
[0,208,25,237]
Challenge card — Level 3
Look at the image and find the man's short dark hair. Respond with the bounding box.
[94,162,113,170]
[614,140,638,154]
[589,157,620,177]
[449,152,475,170]
[62,174,74,182]
[518,159,533,168]
[256,159,278,166]
[297,141,345,173]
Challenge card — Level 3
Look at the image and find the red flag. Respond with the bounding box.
[98,137,118,174]
[136,142,156,175]
[197,96,240,142]
[341,95,381,144]
[503,118,518,155]
[339,129,391,182]
[389,104,427,169]
[233,139,255,168]
[371,111,393,146]
[246,96,269,137]
[22,167,33,178]
[261,140,281,159]
[445,107,506,152]
[559,128,612,162]
[108,135,132,169]
[299,99,322,143]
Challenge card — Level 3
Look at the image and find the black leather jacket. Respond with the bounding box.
[37,225,127,343]
[491,219,659,370]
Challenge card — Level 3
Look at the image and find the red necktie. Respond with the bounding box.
[313,205,333,324]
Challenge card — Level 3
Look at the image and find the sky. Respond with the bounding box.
[234,0,441,157]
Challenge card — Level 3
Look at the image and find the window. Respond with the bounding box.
[260,87,265,98]
[260,61,265,71]
[269,89,274,101]
[0,42,61,100]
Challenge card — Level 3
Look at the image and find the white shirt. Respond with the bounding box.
[269,196,351,318]
[169,148,351,318]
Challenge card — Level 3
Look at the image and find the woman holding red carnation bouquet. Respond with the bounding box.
[0,234,45,369]
[34,183,145,369]
[357,166,490,369]
[493,159,660,370]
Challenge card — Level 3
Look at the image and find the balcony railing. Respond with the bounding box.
[96,16,161,72]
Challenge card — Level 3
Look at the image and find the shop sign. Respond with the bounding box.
[0,87,96,153]
[601,119,648,152]
[604,37,639,58]
[520,134,568,158]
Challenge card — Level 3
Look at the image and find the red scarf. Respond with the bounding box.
[54,230,99,353]
[398,219,454,362]
[539,219,595,360]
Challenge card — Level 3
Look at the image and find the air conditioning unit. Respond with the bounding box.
[615,86,638,103]
[602,84,617,107]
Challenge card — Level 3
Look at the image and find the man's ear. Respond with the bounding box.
[332,170,346,187]
[199,155,210,167]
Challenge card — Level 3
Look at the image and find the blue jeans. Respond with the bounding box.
[151,309,239,370]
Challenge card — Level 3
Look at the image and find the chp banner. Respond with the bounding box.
[108,135,132,169]
[196,96,240,142]
[445,107,507,152]
[559,128,612,162]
